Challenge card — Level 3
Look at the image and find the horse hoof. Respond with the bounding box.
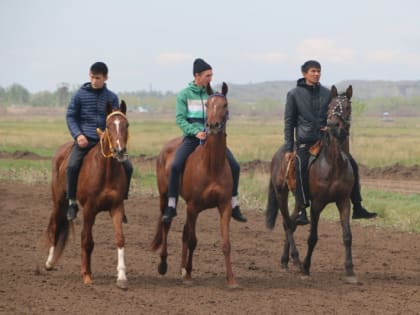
[117,279,128,290]
[346,276,358,284]
[300,275,310,281]
[158,261,168,275]
[44,262,54,271]
[83,275,93,285]
[181,268,187,277]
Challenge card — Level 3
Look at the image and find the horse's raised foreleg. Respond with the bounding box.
[81,208,96,285]
[219,203,237,288]
[337,199,357,283]
[181,208,198,283]
[111,205,127,290]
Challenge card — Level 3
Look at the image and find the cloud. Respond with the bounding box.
[366,50,420,66]
[156,52,193,65]
[241,51,288,64]
[297,39,354,63]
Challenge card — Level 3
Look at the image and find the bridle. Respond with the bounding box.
[327,95,351,132]
[100,111,129,159]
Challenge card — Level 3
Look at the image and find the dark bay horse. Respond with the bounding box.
[266,86,357,283]
[44,101,130,289]
[151,82,238,287]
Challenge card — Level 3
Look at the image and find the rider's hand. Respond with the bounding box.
[76,134,88,148]
[196,131,207,140]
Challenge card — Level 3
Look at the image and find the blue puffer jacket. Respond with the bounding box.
[66,82,119,141]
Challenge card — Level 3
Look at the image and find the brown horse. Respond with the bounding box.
[44,101,130,289]
[266,85,357,283]
[151,82,238,287]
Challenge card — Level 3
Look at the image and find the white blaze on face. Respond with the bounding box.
[114,118,122,151]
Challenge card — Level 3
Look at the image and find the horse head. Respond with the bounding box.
[326,85,352,143]
[205,82,229,135]
[98,100,129,162]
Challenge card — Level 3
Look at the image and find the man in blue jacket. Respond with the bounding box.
[66,62,133,221]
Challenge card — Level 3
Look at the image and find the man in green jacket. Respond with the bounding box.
[162,58,247,224]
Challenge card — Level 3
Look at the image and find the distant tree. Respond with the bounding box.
[7,83,30,104]
[55,83,71,107]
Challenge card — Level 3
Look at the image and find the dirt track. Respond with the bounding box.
[1,179,419,315]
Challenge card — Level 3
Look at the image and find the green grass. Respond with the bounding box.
[1,114,419,232]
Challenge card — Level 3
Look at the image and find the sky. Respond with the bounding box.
[1,0,420,93]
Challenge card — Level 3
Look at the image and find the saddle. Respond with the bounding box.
[285,140,322,192]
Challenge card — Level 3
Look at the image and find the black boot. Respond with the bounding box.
[352,203,377,219]
[296,208,309,225]
[232,206,247,222]
[67,203,79,221]
[162,206,177,224]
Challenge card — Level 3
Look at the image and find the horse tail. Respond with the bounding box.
[266,176,279,230]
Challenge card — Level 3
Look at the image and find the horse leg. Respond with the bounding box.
[278,190,301,269]
[219,203,237,288]
[156,195,170,275]
[80,207,96,284]
[111,205,128,290]
[302,206,321,276]
[45,196,68,270]
[337,199,357,283]
[181,208,197,283]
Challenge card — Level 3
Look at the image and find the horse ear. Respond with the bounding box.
[206,83,214,96]
[331,85,338,98]
[106,101,113,115]
[346,85,353,100]
[120,100,127,114]
[221,82,228,96]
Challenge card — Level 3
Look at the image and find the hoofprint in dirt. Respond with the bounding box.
[0,181,419,314]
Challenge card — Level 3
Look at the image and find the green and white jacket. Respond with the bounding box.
[176,81,208,137]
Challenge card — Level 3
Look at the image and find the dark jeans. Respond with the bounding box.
[295,143,362,209]
[66,140,133,200]
[295,143,312,208]
[168,136,240,198]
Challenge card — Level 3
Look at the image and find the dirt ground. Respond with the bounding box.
[0,174,419,315]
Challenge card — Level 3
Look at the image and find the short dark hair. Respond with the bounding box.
[90,62,108,76]
[301,60,321,73]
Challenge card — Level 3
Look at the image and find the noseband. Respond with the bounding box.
[205,93,228,135]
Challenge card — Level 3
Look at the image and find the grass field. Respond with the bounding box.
[1,112,419,232]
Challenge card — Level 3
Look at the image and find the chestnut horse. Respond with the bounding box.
[151,82,237,287]
[266,86,357,283]
[44,101,130,289]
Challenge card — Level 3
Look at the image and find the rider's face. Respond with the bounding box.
[303,67,321,86]
[194,69,213,87]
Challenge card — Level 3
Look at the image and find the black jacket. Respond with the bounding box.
[284,78,331,151]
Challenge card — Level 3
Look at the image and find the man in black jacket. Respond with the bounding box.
[284,60,377,225]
